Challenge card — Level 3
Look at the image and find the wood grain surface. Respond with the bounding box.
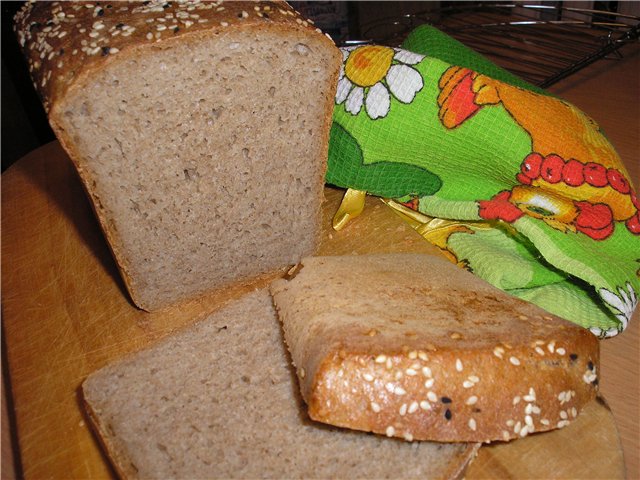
[2,44,638,480]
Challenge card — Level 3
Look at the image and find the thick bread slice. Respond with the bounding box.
[269,254,600,443]
[82,290,479,479]
[15,2,342,311]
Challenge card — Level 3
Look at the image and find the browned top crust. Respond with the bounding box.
[14,0,330,112]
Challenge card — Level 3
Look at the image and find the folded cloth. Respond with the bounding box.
[327,25,639,337]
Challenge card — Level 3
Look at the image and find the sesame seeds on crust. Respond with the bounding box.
[308,336,599,443]
[14,1,330,112]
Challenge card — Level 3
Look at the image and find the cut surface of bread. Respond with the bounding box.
[15,2,341,310]
[82,290,479,479]
[270,254,600,443]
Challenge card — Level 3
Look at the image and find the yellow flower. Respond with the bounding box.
[336,45,425,119]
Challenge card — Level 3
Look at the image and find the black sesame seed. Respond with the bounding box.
[46,20,54,26]
[116,22,125,29]
[97,9,104,16]
[588,361,594,371]
[59,48,65,55]
[106,4,113,8]
[592,378,599,386]
[142,1,150,5]
[173,26,180,33]
[569,353,578,361]
[29,22,42,31]
[441,396,452,404]
[101,46,111,56]
[263,12,270,19]
[444,409,452,420]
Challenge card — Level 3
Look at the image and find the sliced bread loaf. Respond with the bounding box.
[269,254,600,443]
[82,290,479,479]
[15,2,342,310]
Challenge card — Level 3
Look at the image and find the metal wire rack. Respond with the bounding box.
[353,2,640,88]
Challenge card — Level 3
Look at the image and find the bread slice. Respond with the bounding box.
[14,2,342,311]
[270,254,600,443]
[82,290,479,479]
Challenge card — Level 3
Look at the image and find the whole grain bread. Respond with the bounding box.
[14,1,341,310]
[269,254,600,443]
[82,290,479,479]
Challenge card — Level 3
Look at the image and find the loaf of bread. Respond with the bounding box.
[82,290,479,479]
[270,254,600,443]
[14,1,341,310]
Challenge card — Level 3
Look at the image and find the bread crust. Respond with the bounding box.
[270,254,600,443]
[15,2,341,311]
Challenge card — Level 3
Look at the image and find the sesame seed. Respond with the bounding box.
[424,378,434,389]
[493,347,504,359]
[371,401,381,413]
[468,375,479,383]
[394,386,406,396]
[157,24,167,31]
[220,21,229,27]
[513,396,521,405]
[394,371,403,381]
[403,432,414,442]
[540,418,550,426]
[468,418,477,431]
[300,368,306,379]
[547,341,556,353]
[418,351,428,361]
[519,425,530,437]
[450,332,462,339]
[363,373,374,382]
[525,403,533,414]
[463,380,474,389]
[241,10,249,18]
[525,415,534,427]
[502,430,511,441]
[560,410,568,419]
[556,347,566,356]
[399,403,407,416]
[386,358,393,370]
[509,356,521,366]
[455,359,463,372]
[419,400,431,410]
[466,396,478,405]
[506,419,515,427]
[535,346,545,356]
[532,405,541,414]
[408,401,419,414]
[557,420,571,428]
[514,421,522,434]
[570,407,577,417]
[146,32,153,40]
[385,426,395,437]
[408,350,418,359]
[375,355,387,364]
[385,383,395,393]
[422,366,432,377]
[427,391,438,402]
[406,368,418,376]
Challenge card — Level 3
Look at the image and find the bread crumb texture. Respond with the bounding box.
[269,254,600,443]
[15,1,342,310]
[83,290,477,479]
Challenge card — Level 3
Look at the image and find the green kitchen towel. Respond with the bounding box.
[327,25,639,338]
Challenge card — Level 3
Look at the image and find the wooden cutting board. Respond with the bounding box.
[1,142,625,479]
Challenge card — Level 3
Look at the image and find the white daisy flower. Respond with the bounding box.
[336,45,425,120]
[598,282,637,331]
